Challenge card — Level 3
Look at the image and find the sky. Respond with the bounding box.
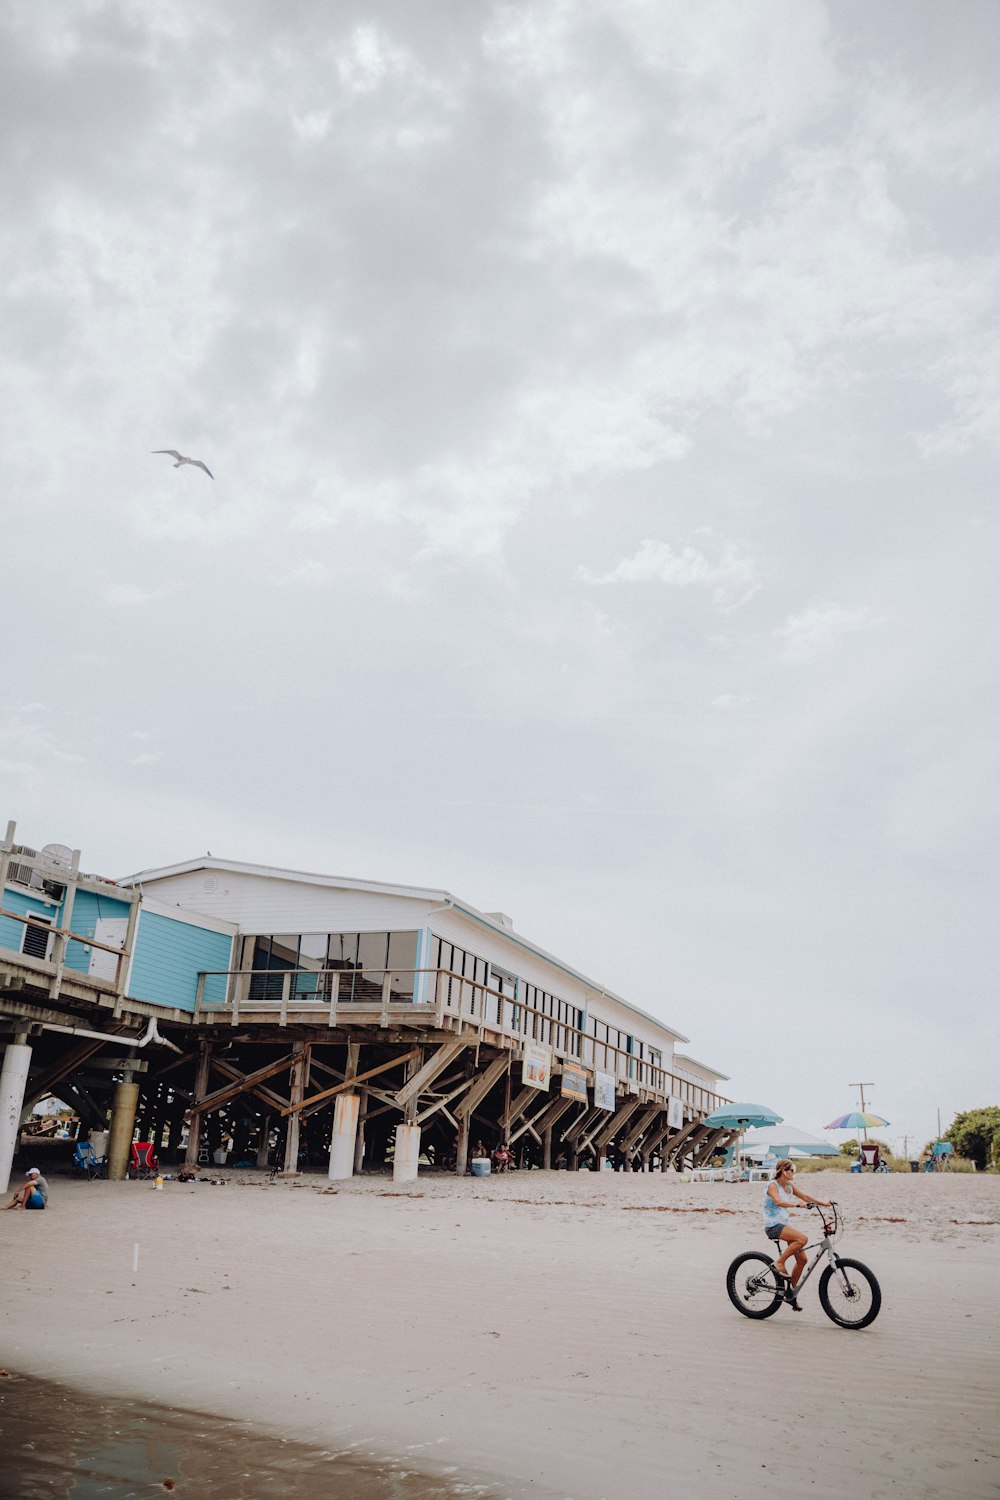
[2,0,998,1158]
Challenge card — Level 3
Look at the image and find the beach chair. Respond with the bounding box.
[129,1141,158,1179]
[860,1144,889,1173]
[73,1141,107,1179]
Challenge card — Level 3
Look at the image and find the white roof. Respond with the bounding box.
[673,1052,731,1083]
[122,855,690,1043]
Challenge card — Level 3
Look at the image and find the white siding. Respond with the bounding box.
[134,870,433,935]
[429,908,678,1059]
[136,870,685,1058]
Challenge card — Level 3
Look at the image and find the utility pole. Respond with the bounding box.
[850,1081,875,1140]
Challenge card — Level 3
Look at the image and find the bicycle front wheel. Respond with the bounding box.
[727,1251,784,1319]
[818,1257,881,1329]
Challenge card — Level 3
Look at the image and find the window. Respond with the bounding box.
[22,914,52,960]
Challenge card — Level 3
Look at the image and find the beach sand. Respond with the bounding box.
[1,1168,997,1499]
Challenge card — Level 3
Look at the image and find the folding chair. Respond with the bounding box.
[73,1141,107,1180]
[129,1141,159,1179]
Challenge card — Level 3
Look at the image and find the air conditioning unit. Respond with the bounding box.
[7,846,37,886]
[42,880,66,900]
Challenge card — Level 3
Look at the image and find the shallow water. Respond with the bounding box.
[0,1372,501,1500]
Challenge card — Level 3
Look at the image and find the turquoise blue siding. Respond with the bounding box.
[60,889,132,974]
[129,910,233,1012]
[0,888,57,954]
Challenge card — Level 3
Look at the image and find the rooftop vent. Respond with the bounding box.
[485,911,514,931]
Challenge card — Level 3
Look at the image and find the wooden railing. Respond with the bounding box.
[193,964,728,1116]
[0,907,130,993]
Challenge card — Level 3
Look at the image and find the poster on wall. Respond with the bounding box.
[594,1071,616,1111]
[560,1066,588,1102]
[522,1042,552,1091]
[668,1096,684,1130]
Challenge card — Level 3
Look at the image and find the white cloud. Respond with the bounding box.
[104,584,168,607]
[578,538,759,608]
[774,603,881,661]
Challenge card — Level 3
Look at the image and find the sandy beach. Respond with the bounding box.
[2,1168,998,1499]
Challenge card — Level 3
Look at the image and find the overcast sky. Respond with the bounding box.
[3,0,998,1155]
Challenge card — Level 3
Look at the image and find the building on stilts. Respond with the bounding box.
[0,821,733,1194]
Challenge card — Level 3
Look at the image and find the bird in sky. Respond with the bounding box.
[152,449,214,479]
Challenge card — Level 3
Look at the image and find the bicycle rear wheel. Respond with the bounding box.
[726,1251,784,1319]
[818,1257,881,1329]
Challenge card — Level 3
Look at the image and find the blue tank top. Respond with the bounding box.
[762,1183,791,1228]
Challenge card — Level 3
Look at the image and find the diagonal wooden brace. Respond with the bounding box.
[452,1054,509,1121]
[392,1039,469,1109]
[621,1104,664,1157]
[584,1096,643,1154]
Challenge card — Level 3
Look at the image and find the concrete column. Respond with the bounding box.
[328,1092,360,1181]
[393,1123,421,1183]
[106,1080,140,1181]
[543,1124,553,1171]
[0,1041,32,1194]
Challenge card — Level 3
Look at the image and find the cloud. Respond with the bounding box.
[578,537,759,607]
[104,583,168,607]
[774,603,881,661]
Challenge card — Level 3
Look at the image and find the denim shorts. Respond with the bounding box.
[765,1222,785,1241]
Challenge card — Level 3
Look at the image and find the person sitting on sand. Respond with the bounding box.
[762,1160,829,1310]
[3,1168,48,1211]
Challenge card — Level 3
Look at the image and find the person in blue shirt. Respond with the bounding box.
[4,1167,48,1210]
[762,1160,829,1310]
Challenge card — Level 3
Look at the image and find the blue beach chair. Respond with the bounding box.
[73,1141,107,1180]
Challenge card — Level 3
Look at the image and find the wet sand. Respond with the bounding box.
[0,1371,499,1500]
[1,1169,998,1499]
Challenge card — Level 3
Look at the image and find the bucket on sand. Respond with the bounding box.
[471,1158,491,1177]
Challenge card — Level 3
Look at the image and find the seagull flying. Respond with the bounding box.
[152,449,214,479]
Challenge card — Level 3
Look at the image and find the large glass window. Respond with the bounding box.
[247,930,420,1004]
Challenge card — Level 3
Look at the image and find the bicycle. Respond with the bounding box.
[726,1202,881,1330]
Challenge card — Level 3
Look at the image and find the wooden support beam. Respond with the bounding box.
[147,1049,198,1081]
[560,1105,602,1146]
[187,1052,296,1118]
[23,1038,106,1109]
[691,1126,730,1167]
[284,1041,308,1171]
[393,1039,469,1110]
[586,1096,642,1154]
[621,1104,663,1157]
[185,1041,213,1164]
[662,1117,704,1166]
[279,1049,421,1117]
[531,1094,577,1136]
[509,1094,554,1145]
[452,1054,509,1121]
[209,1057,291,1115]
[499,1084,544,1131]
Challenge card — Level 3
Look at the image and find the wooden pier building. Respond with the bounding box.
[1,822,734,1191]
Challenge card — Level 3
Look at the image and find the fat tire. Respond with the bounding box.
[726,1251,784,1320]
[818,1257,881,1329]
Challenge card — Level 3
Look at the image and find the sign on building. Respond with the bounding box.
[668,1095,684,1130]
[594,1070,616,1111]
[560,1066,588,1102]
[522,1042,552,1092]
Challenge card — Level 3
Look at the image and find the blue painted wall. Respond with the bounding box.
[0,887,58,953]
[129,909,233,1012]
[61,889,132,974]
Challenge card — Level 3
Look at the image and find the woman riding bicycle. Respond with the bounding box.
[763,1160,830,1310]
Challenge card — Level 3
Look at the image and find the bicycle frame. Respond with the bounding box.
[775,1202,844,1295]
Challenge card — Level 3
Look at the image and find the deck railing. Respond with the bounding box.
[194,964,727,1115]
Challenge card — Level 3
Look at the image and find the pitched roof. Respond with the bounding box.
[121,855,690,1043]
